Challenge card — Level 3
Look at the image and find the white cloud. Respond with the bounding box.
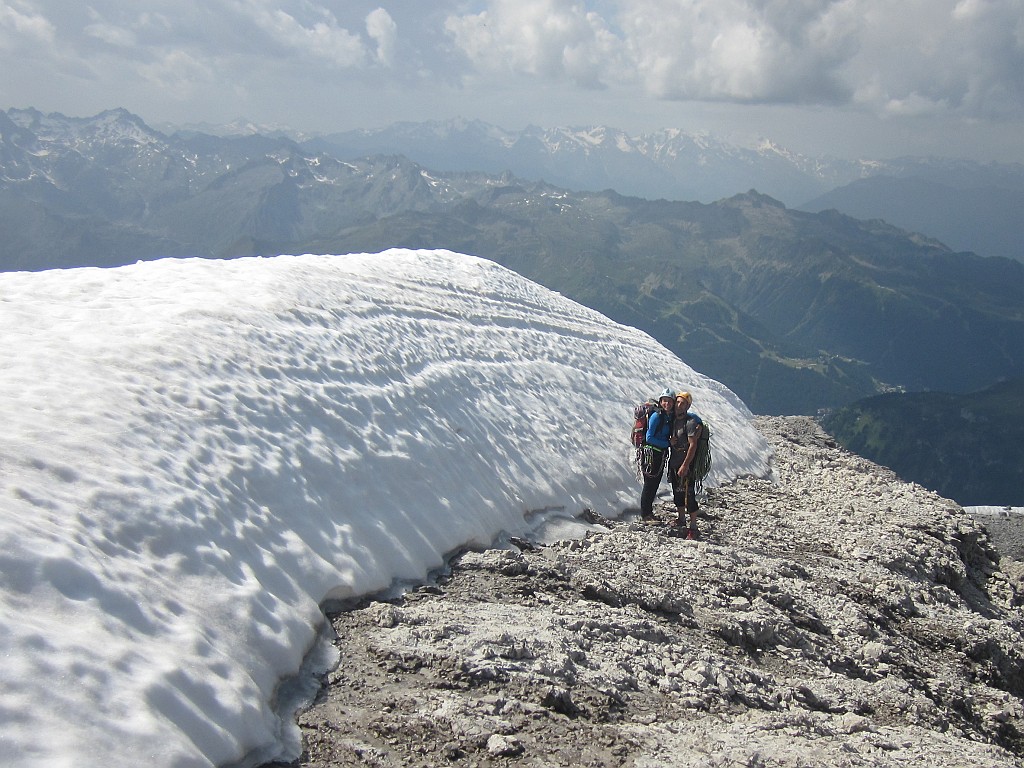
[444,0,1024,117]
[627,0,859,102]
[232,0,367,67]
[444,0,860,99]
[83,6,136,48]
[2,0,1022,160]
[840,0,1024,118]
[366,7,397,66]
[445,0,625,88]
[0,0,56,47]
[137,48,216,99]
[83,21,135,47]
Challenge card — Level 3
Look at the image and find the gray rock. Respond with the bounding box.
[287,417,1024,768]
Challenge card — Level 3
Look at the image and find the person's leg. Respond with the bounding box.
[669,461,686,525]
[685,475,699,534]
[640,474,660,518]
[639,448,665,519]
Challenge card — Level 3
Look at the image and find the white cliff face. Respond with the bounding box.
[292,417,1024,768]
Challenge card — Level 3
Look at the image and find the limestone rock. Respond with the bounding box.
[287,417,1024,768]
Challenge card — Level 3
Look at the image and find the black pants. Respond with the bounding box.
[639,445,667,516]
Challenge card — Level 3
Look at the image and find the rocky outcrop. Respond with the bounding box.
[282,417,1024,767]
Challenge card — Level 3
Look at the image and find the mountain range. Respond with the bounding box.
[822,377,1024,507]
[303,119,863,206]
[305,119,1024,263]
[800,161,1024,262]
[2,107,1023,416]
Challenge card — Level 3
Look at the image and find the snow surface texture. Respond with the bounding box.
[0,249,770,768]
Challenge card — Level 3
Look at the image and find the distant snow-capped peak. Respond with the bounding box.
[7,107,164,148]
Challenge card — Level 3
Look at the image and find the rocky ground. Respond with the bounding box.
[267,417,1024,768]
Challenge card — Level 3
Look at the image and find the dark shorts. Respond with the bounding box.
[669,459,698,512]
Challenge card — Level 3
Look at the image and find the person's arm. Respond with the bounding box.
[645,411,663,445]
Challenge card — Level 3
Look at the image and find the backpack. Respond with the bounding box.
[631,399,659,448]
[631,399,660,481]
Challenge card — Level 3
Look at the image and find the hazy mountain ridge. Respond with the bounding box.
[11,107,1017,261]
[800,170,1024,261]
[2,108,1023,417]
[304,120,1024,262]
[304,119,872,205]
[821,378,1024,507]
[321,183,1022,413]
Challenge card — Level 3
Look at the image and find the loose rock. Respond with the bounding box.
[276,417,1024,767]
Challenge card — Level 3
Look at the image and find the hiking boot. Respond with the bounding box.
[640,514,659,525]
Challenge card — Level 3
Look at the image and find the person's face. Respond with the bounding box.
[660,397,673,410]
[676,396,690,411]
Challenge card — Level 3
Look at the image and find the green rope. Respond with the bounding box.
[692,424,713,494]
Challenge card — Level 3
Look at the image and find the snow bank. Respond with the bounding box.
[0,249,770,767]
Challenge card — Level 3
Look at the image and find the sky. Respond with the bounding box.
[1,0,1023,162]
[0,248,772,767]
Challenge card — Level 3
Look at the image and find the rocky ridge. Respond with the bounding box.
[276,417,1024,767]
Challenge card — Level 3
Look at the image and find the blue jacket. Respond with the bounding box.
[645,409,672,449]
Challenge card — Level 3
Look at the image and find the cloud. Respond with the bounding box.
[0,0,56,48]
[838,1,1024,119]
[443,0,863,101]
[83,5,137,48]
[9,1,375,69]
[445,0,1024,118]
[444,0,625,88]
[366,7,397,67]
[137,48,216,100]
[619,0,859,103]
[227,0,367,67]
[83,21,135,48]
[3,0,1022,147]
